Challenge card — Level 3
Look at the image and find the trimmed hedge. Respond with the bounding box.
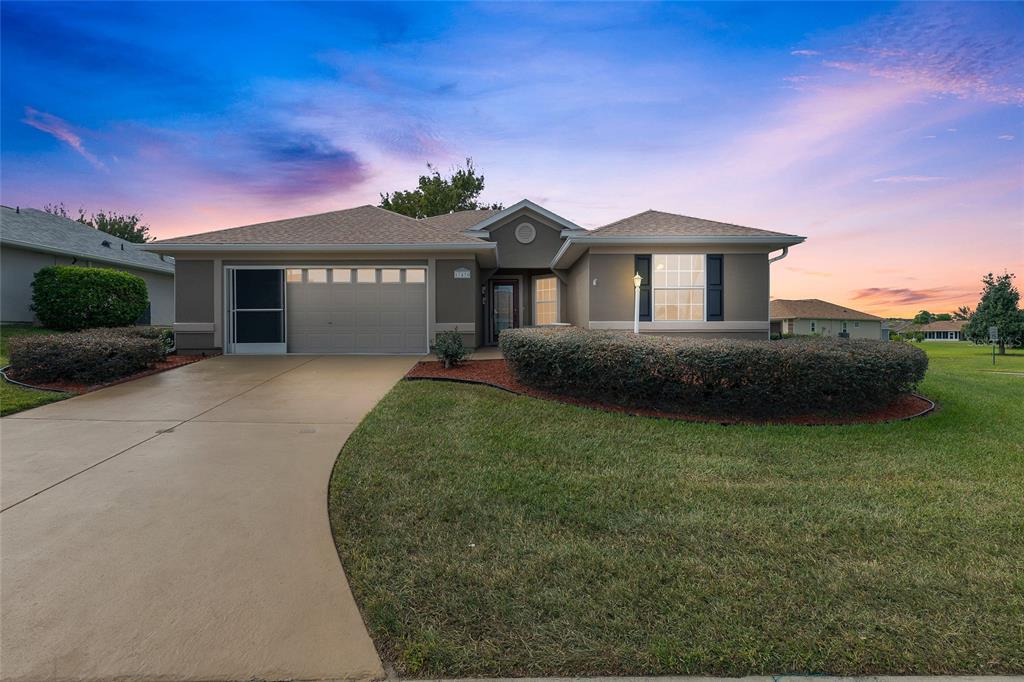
[31,265,149,330]
[8,327,167,385]
[500,327,928,417]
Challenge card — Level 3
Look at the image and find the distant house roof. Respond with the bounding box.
[1,206,174,274]
[770,298,881,322]
[589,210,801,239]
[151,205,492,247]
[908,320,965,333]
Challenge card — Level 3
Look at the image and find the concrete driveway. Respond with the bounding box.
[1,355,417,682]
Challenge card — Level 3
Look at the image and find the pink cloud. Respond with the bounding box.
[872,175,947,184]
[22,107,106,170]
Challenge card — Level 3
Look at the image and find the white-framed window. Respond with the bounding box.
[842,321,848,333]
[357,268,376,284]
[810,320,817,333]
[306,268,327,283]
[405,269,425,284]
[381,269,401,284]
[286,268,303,283]
[653,254,705,321]
[332,268,352,283]
[854,321,860,327]
[534,276,558,325]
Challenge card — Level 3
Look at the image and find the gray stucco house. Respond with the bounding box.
[770,298,884,340]
[146,200,804,354]
[1,206,175,325]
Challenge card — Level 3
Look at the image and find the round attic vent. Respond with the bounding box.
[515,222,536,244]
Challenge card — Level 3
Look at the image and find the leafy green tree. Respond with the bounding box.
[912,310,934,325]
[379,158,503,218]
[953,305,973,321]
[933,313,952,321]
[963,272,1024,354]
[44,203,152,243]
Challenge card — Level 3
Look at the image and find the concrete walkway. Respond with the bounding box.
[1,355,417,682]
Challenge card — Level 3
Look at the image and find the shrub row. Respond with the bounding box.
[31,265,149,330]
[499,327,928,417]
[8,327,168,385]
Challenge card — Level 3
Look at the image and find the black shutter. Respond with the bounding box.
[707,254,723,321]
[635,255,652,321]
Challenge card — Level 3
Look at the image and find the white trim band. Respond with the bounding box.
[174,322,215,333]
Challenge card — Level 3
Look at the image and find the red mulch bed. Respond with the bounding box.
[4,353,215,395]
[406,359,934,426]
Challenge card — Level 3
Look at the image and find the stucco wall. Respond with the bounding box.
[175,260,215,323]
[434,259,478,329]
[564,253,590,327]
[588,254,635,321]
[1,244,173,325]
[723,253,768,321]
[486,210,565,269]
[788,318,882,339]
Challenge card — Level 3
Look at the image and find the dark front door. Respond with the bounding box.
[489,279,519,344]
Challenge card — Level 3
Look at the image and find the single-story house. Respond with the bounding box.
[1,206,175,325]
[146,200,805,354]
[904,320,966,341]
[770,298,884,340]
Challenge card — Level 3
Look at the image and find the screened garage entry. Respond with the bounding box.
[285,266,427,354]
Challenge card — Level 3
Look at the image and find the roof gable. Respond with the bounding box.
[463,199,582,234]
[591,209,800,239]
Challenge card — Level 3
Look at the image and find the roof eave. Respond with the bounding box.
[551,234,806,269]
[463,199,583,234]
[142,242,498,253]
[2,237,175,274]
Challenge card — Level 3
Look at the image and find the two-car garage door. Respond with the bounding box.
[285,267,427,354]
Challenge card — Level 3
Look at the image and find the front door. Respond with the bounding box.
[489,279,519,344]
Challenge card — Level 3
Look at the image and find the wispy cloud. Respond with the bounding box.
[851,286,974,306]
[790,50,820,57]
[820,4,1024,105]
[872,175,947,184]
[998,134,1016,140]
[22,107,106,170]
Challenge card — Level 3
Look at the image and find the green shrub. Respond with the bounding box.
[31,265,149,330]
[8,327,165,385]
[432,330,469,368]
[500,327,928,417]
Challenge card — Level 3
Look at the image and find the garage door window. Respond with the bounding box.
[332,268,352,283]
[357,268,377,283]
[381,269,401,283]
[406,269,425,283]
[307,269,327,283]
[286,268,302,283]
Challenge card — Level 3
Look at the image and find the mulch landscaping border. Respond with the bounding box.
[1,353,218,396]
[406,359,936,426]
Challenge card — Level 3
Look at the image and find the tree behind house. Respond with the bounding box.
[379,158,503,218]
[43,202,152,243]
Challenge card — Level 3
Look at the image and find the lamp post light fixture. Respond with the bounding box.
[633,272,643,334]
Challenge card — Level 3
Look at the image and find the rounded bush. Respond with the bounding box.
[8,327,166,385]
[31,265,149,330]
[500,327,928,417]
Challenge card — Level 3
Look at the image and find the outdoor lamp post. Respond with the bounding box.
[633,272,643,334]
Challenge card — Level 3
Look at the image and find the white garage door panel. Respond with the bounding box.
[286,268,426,354]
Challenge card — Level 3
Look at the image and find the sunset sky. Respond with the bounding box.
[2,1,1021,317]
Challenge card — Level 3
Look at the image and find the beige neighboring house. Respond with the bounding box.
[145,199,805,354]
[906,319,966,341]
[1,206,175,325]
[770,298,884,340]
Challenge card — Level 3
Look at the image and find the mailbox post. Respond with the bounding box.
[989,326,999,365]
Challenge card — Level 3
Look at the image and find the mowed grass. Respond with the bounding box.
[329,343,1024,677]
[0,325,69,416]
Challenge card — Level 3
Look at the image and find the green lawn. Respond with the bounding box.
[1,325,70,416]
[329,342,1024,677]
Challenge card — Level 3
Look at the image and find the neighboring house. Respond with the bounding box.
[146,200,804,354]
[1,206,175,325]
[770,298,884,340]
[903,320,966,341]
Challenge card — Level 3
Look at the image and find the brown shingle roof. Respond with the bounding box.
[909,320,965,333]
[590,209,799,239]
[420,209,502,231]
[153,205,489,245]
[770,299,881,321]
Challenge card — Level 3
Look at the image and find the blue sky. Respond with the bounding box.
[2,1,1021,315]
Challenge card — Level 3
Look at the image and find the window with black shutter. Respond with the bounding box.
[634,254,652,321]
[706,254,724,321]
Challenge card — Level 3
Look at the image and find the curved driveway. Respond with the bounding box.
[1,355,416,682]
